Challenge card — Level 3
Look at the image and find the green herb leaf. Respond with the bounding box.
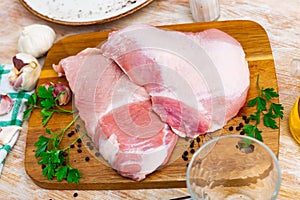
[242,75,283,143]
[248,111,261,124]
[38,85,54,99]
[263,112,278,129]
[34,135,51,157]
[55,166,68,181]
[38,149,64,165]
[41,111,54,127]
[40,98,55,110]
[247,97,258,107]
[42,163,57,180]
[257,97,267,112]
[23,107,33,120]
[26,93,37,106]
[271,103,284,119]
[67,167,82,183]
[262,88,279,100]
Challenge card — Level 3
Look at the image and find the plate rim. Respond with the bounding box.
[19,0,155,26]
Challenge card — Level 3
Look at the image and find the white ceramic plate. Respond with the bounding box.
[20,0,154,26]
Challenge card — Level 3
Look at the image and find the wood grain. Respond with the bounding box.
[24,20,279,190]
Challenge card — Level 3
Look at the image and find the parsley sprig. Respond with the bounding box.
[243,75,284,142]
[34,115,86,183]
[24,85,74,126]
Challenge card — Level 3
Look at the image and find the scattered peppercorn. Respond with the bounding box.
[229,126,234,131]
[86,142,91,146]
[239,123,244,128]
[73,192,78,197]
[77,149,82,153]
[190,149,195,154]
[196,137,201,143]
[77,138,82,143]
[182,155,188,161]
[183,151,188,156]
[89,146,94,150]
[70,144,75,148]
[62,151,68,157]
[67,131,75,137]
[236,126,241,131]
[42,164,46,169]
[95,152,100,157]
[240,130,245,135]
[77,143,82,148]
[85,157,90,162]
[242,115,247,121]
[189,140,195,148]
[75,124,80,132]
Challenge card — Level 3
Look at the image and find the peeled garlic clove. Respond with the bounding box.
[9,53,41,91]
[0,94,13,116]
[18,24,56,58]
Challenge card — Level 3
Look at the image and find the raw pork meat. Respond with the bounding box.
[100,25,249,137]
[53,48,178,181]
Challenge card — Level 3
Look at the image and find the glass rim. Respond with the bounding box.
[186,134,282,200]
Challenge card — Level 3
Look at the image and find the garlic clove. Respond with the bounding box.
[18,24,56,58]
[0,94,13,116]
[41,82,72,105]
[9,53,41,91]
[0,126,22,145]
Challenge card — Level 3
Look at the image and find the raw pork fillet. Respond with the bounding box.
[53,48,178,181]
[100,25,250,137]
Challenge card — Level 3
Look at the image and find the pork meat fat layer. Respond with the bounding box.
[53,48,178,181]
[100,25,249,137]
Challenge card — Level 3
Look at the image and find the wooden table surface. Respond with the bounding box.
[0,0,299,199]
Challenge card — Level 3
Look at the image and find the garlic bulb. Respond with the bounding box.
[9,53,41,91]
[18,24,56,58]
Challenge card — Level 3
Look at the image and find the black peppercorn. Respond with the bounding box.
[182,156,188,161]
[67,131,75,137]
[95,152,100,157]
[75,124,80,132]
[189,140,195,148]
[239,123,244,128]
[183,151,188,156]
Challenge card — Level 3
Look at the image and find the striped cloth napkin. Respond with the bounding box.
[0,64,33,176]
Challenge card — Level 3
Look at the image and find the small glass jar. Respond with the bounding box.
[189,0,220,22]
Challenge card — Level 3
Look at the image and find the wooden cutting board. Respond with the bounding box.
[24,20,279,190]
